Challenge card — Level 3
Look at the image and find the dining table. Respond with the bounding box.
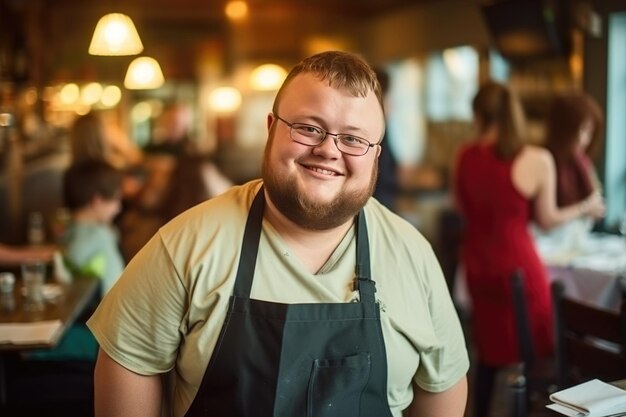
[0,275,100,406]
[454,229,626,314]
[534,230,626,312]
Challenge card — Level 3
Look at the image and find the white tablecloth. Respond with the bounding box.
[538,232,626,312]
[454,232,626,313]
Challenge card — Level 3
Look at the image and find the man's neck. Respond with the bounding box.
[263,191,354,274]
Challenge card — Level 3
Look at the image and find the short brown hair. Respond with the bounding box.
[63,161,122,211]
[273,51,384,115]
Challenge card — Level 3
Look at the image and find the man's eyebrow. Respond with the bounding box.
[298,115,367,134]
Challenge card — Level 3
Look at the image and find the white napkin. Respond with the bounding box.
[0,320,62,345]
[547,379,626,416]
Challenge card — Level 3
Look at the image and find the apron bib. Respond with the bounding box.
[184,188,392,417]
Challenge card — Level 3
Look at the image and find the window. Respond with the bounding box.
[385,59,426,165]
[604,11,626,228]
[425,46,479,121]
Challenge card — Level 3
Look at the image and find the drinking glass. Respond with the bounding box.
[21,260,46,311]
[0,272,16,311]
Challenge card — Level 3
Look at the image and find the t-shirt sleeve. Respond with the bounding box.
[413,242,469,392]
[87,230,186,375]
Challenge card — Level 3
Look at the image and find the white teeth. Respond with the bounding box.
[310,166,335,175]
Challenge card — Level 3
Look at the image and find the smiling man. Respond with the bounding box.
[87,50,469,417]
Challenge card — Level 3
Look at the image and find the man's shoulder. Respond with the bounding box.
[363,200,430,249]
[159,179,261,238]
[201,179,261,212]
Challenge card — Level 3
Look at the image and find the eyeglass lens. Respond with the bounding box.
[290,124,370,156]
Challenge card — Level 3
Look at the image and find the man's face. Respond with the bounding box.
[262,72,384,230]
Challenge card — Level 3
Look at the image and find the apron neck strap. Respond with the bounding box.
[233,186,376,304]
[233,186,265,298]
[354,210,377,304]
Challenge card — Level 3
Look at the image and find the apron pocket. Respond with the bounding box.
[307,352,371,417]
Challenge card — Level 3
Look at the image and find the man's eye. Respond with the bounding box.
[296,125,322,136]
[341,136,364,146]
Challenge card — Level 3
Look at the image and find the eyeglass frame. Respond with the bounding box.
[272,113,379,156]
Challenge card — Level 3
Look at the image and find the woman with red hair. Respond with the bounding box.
[544,92,604,208]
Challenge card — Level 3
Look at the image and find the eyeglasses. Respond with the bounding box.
[273,114,377,156]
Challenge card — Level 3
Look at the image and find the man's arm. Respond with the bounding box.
[404,376,468,417]
[94,349,163,417]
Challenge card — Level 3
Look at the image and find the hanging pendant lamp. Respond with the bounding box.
[89,13,144,56]
[124,56,165,90]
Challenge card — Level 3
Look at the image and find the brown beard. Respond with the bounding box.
[262,148,379,231]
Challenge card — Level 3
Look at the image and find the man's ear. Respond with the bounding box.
[375,144,382,158]
[267,113,275,132]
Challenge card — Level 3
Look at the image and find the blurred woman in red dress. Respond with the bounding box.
[452,81,605,417]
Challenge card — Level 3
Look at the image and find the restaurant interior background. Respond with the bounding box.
[0,0,625,250]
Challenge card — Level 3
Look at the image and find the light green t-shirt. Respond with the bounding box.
[87,180,468,417]
[61,221,125,294]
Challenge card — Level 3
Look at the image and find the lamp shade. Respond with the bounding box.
[89,13,144,56]
[124,56,165,90]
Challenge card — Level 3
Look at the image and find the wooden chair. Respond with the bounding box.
[434,207,464,296]
[512,270,535,374]
[551,280,626,390]
[508,270,556,417]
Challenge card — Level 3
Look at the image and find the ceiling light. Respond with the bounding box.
[124,57,165,90]
[250,64,287,91]
[59,83,79,105]
[100,85,122,107]
[80,82,104,106]
[131,102,154,123]
[89,13,144,56]
[209,87,242,112]
[225,1,248,21]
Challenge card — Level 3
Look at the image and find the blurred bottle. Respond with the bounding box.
[27,211,45,245]
[52,207,71,243]
[0,272,16,312]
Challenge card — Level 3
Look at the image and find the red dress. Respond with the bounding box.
[455,143,553,366]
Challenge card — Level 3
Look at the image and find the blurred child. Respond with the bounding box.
[60,160,125,295]
[25,161,124,363]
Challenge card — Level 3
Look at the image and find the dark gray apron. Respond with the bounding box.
[184,188,392,417]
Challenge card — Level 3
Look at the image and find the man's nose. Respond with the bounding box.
[312,133,341,156]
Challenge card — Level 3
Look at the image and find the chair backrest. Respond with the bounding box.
[512,269,535,371]
[434,208,464,295]
[552,280,626,389]
[510,269,534,417]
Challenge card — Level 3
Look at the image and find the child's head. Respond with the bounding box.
[63,161,123,223]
